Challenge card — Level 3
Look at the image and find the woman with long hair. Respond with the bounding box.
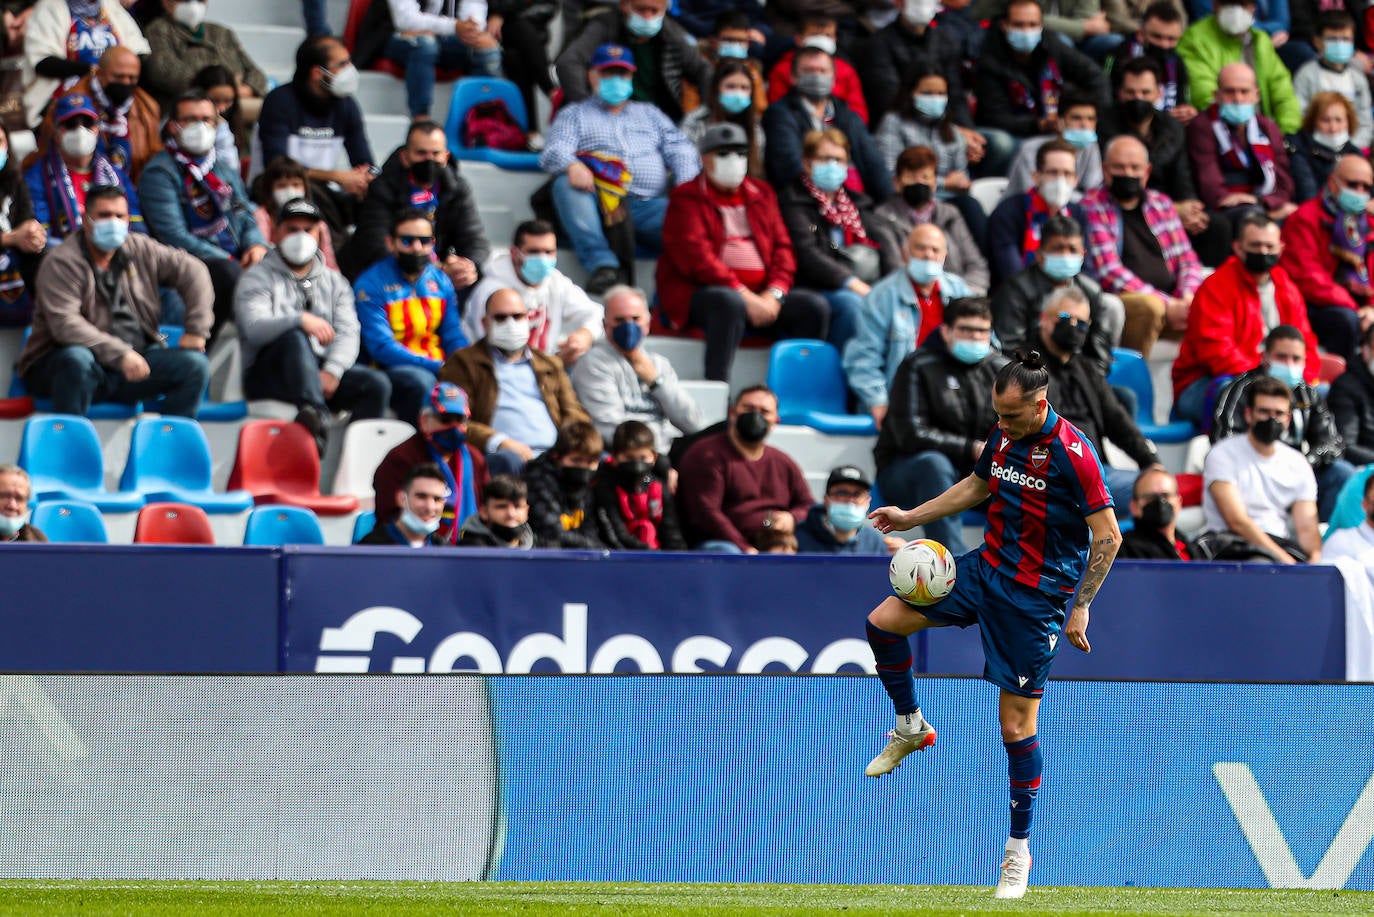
[680,58,766,179]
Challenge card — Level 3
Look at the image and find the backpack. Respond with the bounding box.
[462,100,527,152]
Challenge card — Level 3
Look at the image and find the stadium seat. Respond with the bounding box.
[0,395,33,418]
[243,504,326,546]
[119,417,255,513]
[352,509,377,544]
[30,500,108,543]
[158,326,248,421]
[227,419,361,515]
[968,177,1009,216]
[1106,348,1197,443]
[331,419,416,503]
[17,414,144,512]
[1319,352,1347,385]
[766,340,877,435]
[7,327,141,419]
[443,77,541,171]
[133,502,215,544]
[1326,464,1374,539]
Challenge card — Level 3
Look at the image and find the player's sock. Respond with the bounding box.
[1005,734,1042,840]
[865,620,917,717]
[1006,836,1030,856]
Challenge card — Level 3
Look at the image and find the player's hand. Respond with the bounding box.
[869,505,914,533]
[1065,604,1091,653]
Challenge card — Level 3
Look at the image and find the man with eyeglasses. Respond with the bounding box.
[0,465,45,543]
[439,287,591,477]
[1118,467,1193,560]
[1280,153,1374,365]
[354,210,469,425]
[1202,375,1321,563]
[795,465,897,555]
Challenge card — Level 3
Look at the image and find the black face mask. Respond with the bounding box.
[1110,175,1142,201]
[616,460,654,490]
[1250,416,1286,445]
[1118,98,1155,125]
[408,159,438,186]
[902,182,934,208]
[1143,41,1172,62]
[396,250,429,275]
[1050,316,1089,354]
[1137,494,1176,530]
[734,411,770,443]
[559,465,594,490]
[103,81,134,107]
[488,520,527,542]
[1243,251,1281,274]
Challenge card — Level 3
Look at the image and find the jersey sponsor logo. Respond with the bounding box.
[1030,444,1050,470]
[1068,440,1084,457]
[990,461,1048,490]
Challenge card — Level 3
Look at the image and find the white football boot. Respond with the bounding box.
[994,848,1032,899]
[863,715,936,777]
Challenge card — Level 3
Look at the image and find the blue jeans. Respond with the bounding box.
[1174,375,1212,426]
[385,364,439,427]
[697,539,744,554]
[1316,459,1357,524]
[975,128,1017,178]
[1078,32,1125,62]
[876,451,969,554]
[819,287,863,353]
[1308,304,1362,365]
[302,0,330,36]
[384,34,502,117]
[550,174,667,273]
[25,344,208,418]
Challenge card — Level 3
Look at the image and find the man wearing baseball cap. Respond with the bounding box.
[539,42,701,295]
[234,197,390,455]
[371,380,490,544]
[796,464,899,555]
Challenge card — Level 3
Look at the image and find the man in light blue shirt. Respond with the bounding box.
[539,43,701,295]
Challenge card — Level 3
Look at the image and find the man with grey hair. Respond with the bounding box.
[570,284,704,452]
[0,465,45,543]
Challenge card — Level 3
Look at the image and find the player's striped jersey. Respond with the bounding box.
[973,407,1113,596]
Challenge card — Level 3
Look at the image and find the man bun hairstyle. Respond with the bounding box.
[994,349,1050,397]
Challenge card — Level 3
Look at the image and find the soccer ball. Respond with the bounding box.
[889,539,957,606]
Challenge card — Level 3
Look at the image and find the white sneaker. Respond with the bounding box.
[994,849,1032,899]
[863,718,936,777]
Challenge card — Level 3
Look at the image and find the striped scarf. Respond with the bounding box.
[42,144,119,239]
[1008,58,1062,117]
[801,173,871,246]
[171,141,236,254]
[1322,189,1372,298]
[1211,108,1276,198]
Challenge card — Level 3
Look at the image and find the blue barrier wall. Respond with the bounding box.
[0,544,1351,680]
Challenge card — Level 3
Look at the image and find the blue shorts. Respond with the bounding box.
[915,550,1069,698]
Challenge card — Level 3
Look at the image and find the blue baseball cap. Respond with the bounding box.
[53,93,98,124]
[590,44,637,72]
[427,382,469,420]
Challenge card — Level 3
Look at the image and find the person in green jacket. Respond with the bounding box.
[1177,0,1302,134]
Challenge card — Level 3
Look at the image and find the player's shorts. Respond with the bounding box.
[913,550,1069,698]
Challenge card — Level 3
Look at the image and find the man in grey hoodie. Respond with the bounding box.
[233,198,390,452]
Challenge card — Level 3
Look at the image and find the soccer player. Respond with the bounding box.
[863,350,1122,899]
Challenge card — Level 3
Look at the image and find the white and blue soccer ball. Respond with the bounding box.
[889,539,957,606]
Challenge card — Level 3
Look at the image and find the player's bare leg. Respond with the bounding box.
[864,596,943,777]
[995,690,1042,898]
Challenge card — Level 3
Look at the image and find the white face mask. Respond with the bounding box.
[177,121,216,157]
[487,317,531,352]
[60,126,98,159]
[273,187,306,211]
[904,0,938,26]
[708,152,749,190]
[399,496,441,537]
[324,63,360,98]
[801,34,837,55]
[173,0,207,30]
[0,511,27,538]
[278,230,319,266]
[1038,176,1075,210]
[1216,5,1254,36]
[1314,130,1350,150]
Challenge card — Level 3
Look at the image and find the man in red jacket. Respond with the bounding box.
[1279,153,1374,366]
[1173,210,1320,425]
[656,123,828,382]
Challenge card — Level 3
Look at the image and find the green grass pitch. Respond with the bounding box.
[0,882,1369,916]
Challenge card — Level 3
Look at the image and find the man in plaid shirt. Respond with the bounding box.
[1081,135,1204,358]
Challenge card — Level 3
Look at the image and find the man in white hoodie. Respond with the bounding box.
[465,219,604,366]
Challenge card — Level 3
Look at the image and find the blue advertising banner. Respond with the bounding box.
[488,676,1374,889]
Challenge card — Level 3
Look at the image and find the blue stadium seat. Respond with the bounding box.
[118,416,255,513]
[8,328,140,419]
[766,339,877,435]
[1106,348,1197,444]
[352,510,376,544]
[30,500,108,543]
[442,77,541,171]
[1325,465,1374,539]
[18,415,144,511]
[158,325,248,421]
[243,505,326,546]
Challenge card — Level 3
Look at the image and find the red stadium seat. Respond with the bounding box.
[133,502,215,545]
[1319,352,1347,385]
[0,396,33,418]
[227,419,360,516]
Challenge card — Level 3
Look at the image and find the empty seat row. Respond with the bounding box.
[31,500,331,546]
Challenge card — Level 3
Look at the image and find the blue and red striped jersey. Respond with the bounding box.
[973,407,1113,596]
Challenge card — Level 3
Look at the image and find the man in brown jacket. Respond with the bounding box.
[439,287,591,477]
[17,185,213,418]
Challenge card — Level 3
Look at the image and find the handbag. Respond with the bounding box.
[834,242,881,284]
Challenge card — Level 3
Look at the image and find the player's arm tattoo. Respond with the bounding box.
[1074,534,1120,609]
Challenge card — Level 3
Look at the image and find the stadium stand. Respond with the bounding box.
[243,504,327,546]
[30,500,108,544]
[133,502,216,545]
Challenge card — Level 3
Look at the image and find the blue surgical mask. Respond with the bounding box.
[827,500,867,531]
[90,217,128,252]
[597,75,634,107]
[429,425,467,453]
[611,320,645,351]
[1219,102,1255,126]
[718,90,752,114]
[1006,27,1042,53]
[913,94,948,119]
[0,512,26,537]
[400,505,441,537]
[1062,127,1097,148]
[1338,187,1370,215]
[717,41,748,59]
[1042,252,1083,280]
[1324,38,1355,66]
[1267,361,1305,388]
[518,252,557,285]
[0,149,9,172]
[950,338,991,364]
[627,12,663,37]
[906,257,943,285]
[810,160,848,192]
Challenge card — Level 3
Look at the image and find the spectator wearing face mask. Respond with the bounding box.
[1287,92,1362,206]
[858,0,968,130]
[1290,11,1371,151]
[1106,1,1195,124]
[522,419,605,549]
[766,14,869,125]
[875,145,987,295]
[141,0,268,118]
[1003,93,1105,201]
[359,462,455,547]
[1117,466,1194,560]
[795,464,894,555]
[459,473,537,548]
[1177,0,1302,133]
[21,0,150,128]
[590,419,686,550]
[679,57,768,181]
[0,465,45,543]
[251,156,339,270]
[678,10,770,119]
[986,139,1088,287]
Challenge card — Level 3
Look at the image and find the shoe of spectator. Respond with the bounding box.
[294,405,330,457]
[586,266,621,297]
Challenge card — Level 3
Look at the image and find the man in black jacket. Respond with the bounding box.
[874,297,1007,555]
[1211,324,1354,522]
[1329,323,1374,466]
[857,0,969,130]
[337,121,490,292]
[1118,467,1194,560]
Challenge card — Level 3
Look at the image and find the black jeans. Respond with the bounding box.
[243,329,391,418]
[688,285,830,383]
[205,256,243,342]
